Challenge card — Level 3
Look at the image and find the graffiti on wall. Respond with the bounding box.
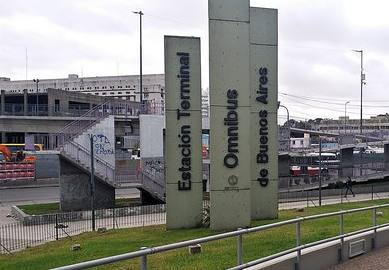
[91,134,114,155]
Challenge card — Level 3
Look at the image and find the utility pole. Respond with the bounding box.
[353,50,365,177]
[344,101,350,134]
[133,11,144,113]
[353,50,365,135]
[318,137,322,206]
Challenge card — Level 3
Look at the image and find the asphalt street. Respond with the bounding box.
[0,186,140,206]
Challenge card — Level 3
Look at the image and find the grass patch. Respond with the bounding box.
[18,203,60,215]
[18,198,141,215]
[3,199,389,270]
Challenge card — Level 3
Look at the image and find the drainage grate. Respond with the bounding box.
[349,239,366,258]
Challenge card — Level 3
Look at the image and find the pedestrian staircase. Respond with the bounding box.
[51,101,139,185]
[50,100,166,202]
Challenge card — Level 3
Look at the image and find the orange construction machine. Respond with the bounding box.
[0,144,36,163]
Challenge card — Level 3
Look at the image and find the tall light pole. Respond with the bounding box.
[344,101,350,134]
[33,79,39,115]
[278,102,290,151]
[353,50,365,135]
[133,11,144,113]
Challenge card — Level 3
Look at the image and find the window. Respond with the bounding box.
[95,93,99,95]
[95,86,99,89]
[118,86,122,89]
[110,92,114,95]
[55,99,60,112]
[110,86,114,89]
[102,93,106,95]
[118,92,122,94]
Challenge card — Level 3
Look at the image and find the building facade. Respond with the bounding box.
[0,74,165,103]
[319,114,389,137]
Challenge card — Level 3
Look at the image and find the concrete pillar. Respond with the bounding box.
[47,93,54,116]
[339,146,354,178]
[23,89,28,116]
[1,90,5,115]
[59,158,115,211]
[140,189,164,205]
[384,143,389,171]
[1,132,6,143]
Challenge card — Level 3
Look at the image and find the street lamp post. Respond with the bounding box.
[353,50,365,135]
[278,102,290,151]
[344,101,350,134]
[133,11,144,113]
[33,79,39,115]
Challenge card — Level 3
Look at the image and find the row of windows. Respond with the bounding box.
[6,89,44,93]
[93,92,150,98]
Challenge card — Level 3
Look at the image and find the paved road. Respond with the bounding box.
[329,245,389,270]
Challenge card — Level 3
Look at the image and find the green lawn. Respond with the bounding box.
[3,199,389,270]
[18,198,141,215]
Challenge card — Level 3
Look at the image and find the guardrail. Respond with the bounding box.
[51,203,389,270]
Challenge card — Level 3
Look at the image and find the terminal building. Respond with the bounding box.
[0,73,166,146]
[319,114,389,138]
[0,74,165,103]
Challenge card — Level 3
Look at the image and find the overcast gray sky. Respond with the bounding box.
[1,0,389,122]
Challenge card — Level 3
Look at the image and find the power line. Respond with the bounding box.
[280,92,389,108]
[280,96,383,116]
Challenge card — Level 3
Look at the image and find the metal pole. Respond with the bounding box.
[140,247,147,270]
[372,208,377,249]
[140,11,143,112]
[319,137,322,206]
[295,221,301,270]
[237,228,243,265]
[344,101,350,134]
[55,214,59,241]
[339,212,344,261]
[360,50,363,135]
[133,11,144,113]
[278,103,290,151]
[90,135,96,231]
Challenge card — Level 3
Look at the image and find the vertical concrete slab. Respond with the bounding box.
[339,146,354,177]
[249,7,279,220]
[139,115,164,158]
[209,0,251,230]
[59,158,115,211]
[164,36,203,229]
[384,143,389,171]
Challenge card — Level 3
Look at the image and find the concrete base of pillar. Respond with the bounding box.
[140,188,164,205]
[59,158,115,211]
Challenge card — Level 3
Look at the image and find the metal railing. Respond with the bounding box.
[0,204,166,254]
[51,203,389,270]
[61,140,115,183]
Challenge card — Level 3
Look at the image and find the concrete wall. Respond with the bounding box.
[139,115,164,158]
[59,157,115,211]
[73,115,115,168]
[34,152,60,179]
[339,147,354,177]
